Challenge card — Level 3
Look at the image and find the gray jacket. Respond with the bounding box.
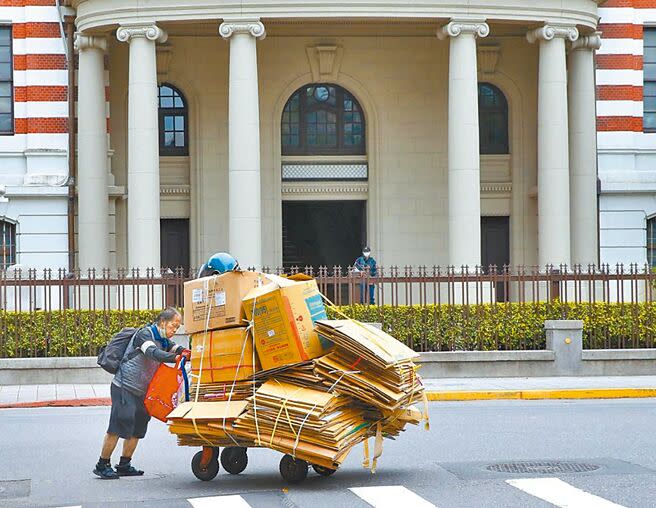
[113,326,182,397]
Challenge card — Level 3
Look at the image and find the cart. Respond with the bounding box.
[190,445,337,484]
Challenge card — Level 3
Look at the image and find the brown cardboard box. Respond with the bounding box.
[183,270,265,334]
[191,327,257,384]
[242,275,331,371]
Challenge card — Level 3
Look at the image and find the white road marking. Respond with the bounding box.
[506,478,626,508]
[350,486,437,508]
[188,495,252,508]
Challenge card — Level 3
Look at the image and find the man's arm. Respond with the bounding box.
[132,328,178,364]
[369,258,377,276]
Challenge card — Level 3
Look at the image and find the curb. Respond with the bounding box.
[0,397,111,409]
[426,388,656,401]
[2,388,656,409]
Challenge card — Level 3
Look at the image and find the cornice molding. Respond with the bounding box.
[73,33,107,52]
[160,184,191,196]
[219,19,266,40]
[527,24,579,44]
[481,182,513,194]
[282,181,369,196]
[116,23,168,44]
[437,19,489,40]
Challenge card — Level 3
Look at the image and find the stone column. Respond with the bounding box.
[74,34,109,272]
[438,20,489,268]
[527,25,579,267]
[116,24,167,272]
[569,33,601,268]
[219,19,265,269]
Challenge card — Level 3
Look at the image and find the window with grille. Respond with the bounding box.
[281,84,365,156]
[158,84,188,156]
[0,220,16,268]
[644,28,656,132]
[479,82,509,155]
[648,217,656,268]
[0,26,13,134]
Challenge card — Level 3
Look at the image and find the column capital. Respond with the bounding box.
[437,19,489,40]
[571,31,602,51]
[116,23,168,44]
[527,24,579,44]
[219,19,266,40]
[74,33,107,53]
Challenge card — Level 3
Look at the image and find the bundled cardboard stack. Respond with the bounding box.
[231,380,370,469]
[169,269,427,473]
[167,400,254,447]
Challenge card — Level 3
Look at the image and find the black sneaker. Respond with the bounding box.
[115,463,144,476]
[93,463,119,480]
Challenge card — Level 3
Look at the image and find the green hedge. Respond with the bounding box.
[2,301,656,358]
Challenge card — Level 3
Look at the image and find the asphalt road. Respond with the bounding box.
[1,399,656,508]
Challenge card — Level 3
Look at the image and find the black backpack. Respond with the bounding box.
[97,327,139,374]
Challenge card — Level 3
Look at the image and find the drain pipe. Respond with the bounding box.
[65,16,76,274]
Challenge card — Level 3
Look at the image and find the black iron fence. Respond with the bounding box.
[1,264,655,356]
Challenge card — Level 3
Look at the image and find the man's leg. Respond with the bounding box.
[115,437,145,476]
[94,433,120,479]
[369,284,375,305]
[121,437,139,459]
[100,433,119,460]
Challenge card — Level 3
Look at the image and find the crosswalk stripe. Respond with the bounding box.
[188,495,252,508]
[349,486,437,508]
[506,478,626,508]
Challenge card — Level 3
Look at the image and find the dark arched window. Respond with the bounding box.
[478,83,509,155]
[282,84,365,155]
[0,219,16,269]
[158,84,188,156]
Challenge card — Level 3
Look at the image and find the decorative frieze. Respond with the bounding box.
[477,44,500,76]
[282,181,368,198]
[306,44,344,81]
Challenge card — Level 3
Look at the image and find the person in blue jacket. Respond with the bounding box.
[354,246,377,304]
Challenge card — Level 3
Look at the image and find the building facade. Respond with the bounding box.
[2,1,607,272]
[597,0,656,268]
[0,1,71,271]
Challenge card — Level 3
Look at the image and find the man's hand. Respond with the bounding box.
[181,348,191,360]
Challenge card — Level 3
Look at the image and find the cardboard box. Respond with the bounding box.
[184,271,265,334]
[191,327,257,384]
[242,275,331,371]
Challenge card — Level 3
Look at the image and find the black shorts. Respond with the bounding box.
[107,383,151,439]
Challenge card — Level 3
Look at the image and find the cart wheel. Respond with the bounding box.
[191,449,220,481]
[221,447,248,475]
[279,454,308,484]
[312,464,337,477]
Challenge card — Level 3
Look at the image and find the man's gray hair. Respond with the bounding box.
[156,307,182,325]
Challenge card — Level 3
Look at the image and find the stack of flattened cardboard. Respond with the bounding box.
[167,400,255,447]
[251,361,327,390]
[314,320,424,412]
[231,380,370,469]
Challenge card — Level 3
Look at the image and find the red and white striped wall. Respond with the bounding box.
[596,0,656,267]
[597,0,656,150]
[0,0,69,154]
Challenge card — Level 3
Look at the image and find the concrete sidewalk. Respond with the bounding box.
[2,376,656,408]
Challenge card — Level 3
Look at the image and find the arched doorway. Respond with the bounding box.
[281,83,368,270]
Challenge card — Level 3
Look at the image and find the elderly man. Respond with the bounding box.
[93,307,190,479]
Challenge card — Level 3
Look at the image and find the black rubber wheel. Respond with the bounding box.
[191,450,220,481]
[279,454,309,484]
[312,464,337,476]
[221,447,248,475]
